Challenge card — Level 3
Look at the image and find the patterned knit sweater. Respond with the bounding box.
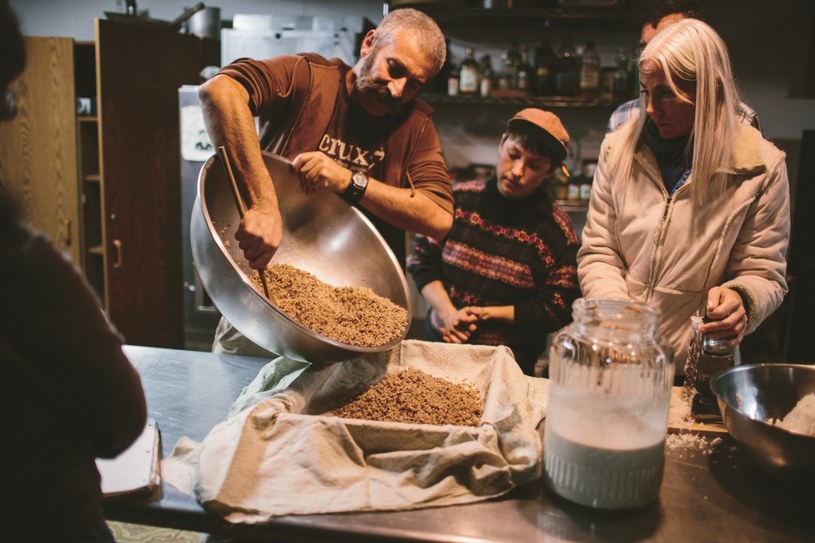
[407,177,581,372]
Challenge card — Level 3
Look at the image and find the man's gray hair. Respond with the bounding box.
[374,8,446,76]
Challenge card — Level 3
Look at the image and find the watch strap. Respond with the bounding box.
[342,172,367,204]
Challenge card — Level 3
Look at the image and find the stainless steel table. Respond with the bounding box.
[105,345,815,542]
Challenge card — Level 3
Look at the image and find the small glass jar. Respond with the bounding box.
[543,298,674,509]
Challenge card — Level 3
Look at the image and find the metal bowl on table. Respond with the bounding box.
[711,363,815,483]
[190,151,411,364]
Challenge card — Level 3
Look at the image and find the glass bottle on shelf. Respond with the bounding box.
[516,46,533,94]
[534,22,557,97]
[458,47,480,95]
[503,41,522,93]
[579,41,601,100]
[613,48,630,102]
[551,165,570,202]
[479,54,494,97]
[579,159,596,203]
[555,36,578,97]
[447,61,460,97]
[430,39,453,95]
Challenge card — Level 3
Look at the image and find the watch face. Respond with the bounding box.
[352,172,368,190]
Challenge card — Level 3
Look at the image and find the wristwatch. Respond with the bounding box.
[342,171,368,205]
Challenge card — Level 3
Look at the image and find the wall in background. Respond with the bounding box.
[10,0,383,41]
[10,0,814,194]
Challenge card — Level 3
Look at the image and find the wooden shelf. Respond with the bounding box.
[84,173,101,183]
[87,244,105,255]
[421,92,619,108]
[556,200,589,212]
[389,3,644,31]
[78,115,98,122]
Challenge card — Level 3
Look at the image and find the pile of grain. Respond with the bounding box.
[331,368,483,427]
[770,393,815,437]
[251,263,407,347]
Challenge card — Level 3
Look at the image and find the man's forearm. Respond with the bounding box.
[360,180,452,239]
[199,75,279,209]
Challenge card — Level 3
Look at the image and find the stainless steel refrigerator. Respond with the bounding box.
[179,84,220,350]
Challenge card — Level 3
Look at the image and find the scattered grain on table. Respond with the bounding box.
[331,368,483,427]
[250,263,407,347]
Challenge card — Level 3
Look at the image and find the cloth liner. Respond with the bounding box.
[162,339,549,523]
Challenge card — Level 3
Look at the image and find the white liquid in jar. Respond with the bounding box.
[543,382,670,509]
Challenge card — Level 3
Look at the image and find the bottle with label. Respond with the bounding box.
[533,23,557,96]
[551,164,570,201]
[432,39,454,94]
[554,36,578,96]
[516,46,533,94]
[579,159,596,203]
[458,47,480,95]
[447,62,460,97]
[579,41,601,100]
[567,174,582,202]
[479,54,494,97]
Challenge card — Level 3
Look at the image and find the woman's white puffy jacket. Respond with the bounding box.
[577,124,790,372]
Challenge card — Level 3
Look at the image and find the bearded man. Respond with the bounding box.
[199,8,454,355]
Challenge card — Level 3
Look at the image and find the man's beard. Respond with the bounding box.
[356,48,406,116]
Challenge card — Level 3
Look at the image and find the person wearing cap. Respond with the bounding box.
[407,109,581,376]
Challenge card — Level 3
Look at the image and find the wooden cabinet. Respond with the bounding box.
[0,21,218,348]
[95,18,217,348]
[0,37,83,265]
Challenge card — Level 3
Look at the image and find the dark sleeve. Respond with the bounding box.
[19,232,147,458]
[513,211,582,333]
[406,234,445,292]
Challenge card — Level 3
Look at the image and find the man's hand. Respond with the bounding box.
[235,205,284,269]
[699,286,748,346]
[292,151,351,195]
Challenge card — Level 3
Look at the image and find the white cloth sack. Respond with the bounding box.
[162,340,549,523]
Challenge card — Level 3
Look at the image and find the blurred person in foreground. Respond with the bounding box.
[607,0,760,133]
[199,8,454,356]
[407,109,581,376]
[0,1,147,541]
[578,18,789,375]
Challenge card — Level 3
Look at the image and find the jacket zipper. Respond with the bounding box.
[643,175,690,301]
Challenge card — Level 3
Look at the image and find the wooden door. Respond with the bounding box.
[96,19,213,348]
[0,37,82,265]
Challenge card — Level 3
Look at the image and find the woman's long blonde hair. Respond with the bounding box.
[609,18,742,205]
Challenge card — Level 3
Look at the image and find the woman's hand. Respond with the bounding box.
[699,286,748,346]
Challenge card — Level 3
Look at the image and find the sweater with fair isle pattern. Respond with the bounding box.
[407,177,581,373]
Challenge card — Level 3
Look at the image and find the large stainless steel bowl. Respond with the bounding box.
[711,363,815,483]
[191,151,411,363]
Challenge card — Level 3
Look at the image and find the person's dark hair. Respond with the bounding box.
[646,0,706,28]
[502,129,561,168]
[0,0,25,89]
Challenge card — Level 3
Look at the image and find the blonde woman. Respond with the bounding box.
[577,18,790,374]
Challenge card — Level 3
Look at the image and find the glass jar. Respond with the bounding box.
[543,298,674,509]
